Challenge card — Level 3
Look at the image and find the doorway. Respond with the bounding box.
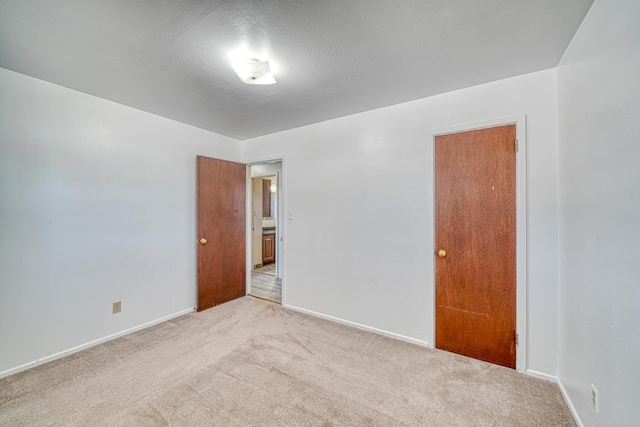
[434,124,518,368]
[248,161,283,303]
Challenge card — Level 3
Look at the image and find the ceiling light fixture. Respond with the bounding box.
[230,58,277,85]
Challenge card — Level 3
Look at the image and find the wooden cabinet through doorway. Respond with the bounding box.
[262,234,275,264]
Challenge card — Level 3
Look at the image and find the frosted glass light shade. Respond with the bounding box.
[230,58,277,85]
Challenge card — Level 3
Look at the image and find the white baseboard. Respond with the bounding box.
[524,370,583,427]
[526,369,557,383]
[0,303,586,427]
[280,307,586,427]
[285,304,430,348]
[0,307,196,379]
[557,378,585,427]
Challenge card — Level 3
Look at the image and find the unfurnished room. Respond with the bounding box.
[0,1,638,426]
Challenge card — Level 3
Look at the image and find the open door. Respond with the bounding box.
[435,125,517,368]
[197,156,246,311]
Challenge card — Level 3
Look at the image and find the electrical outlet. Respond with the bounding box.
[112,301,121,314]
[591,384,599,412]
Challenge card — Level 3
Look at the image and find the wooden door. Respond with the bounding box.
[262,234,275,264]
[435,125,517,368]
[197,156,246,312]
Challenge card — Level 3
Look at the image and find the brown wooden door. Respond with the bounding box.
[435,125,517,368]
[197,156,246,312]
[262,234,275,264]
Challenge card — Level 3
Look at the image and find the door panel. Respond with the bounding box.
[197,156,246,311]
[262,234,275,264]
[435,125,516,368]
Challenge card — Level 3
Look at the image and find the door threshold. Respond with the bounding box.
[248,294,281,305]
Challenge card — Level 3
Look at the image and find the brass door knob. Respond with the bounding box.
[199,238,208,245]
[438,249,447,258]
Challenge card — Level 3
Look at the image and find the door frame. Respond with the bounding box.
[244,155,286,305]
[428,115,527,372]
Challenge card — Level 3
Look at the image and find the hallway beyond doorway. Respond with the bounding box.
[250,270,281,303]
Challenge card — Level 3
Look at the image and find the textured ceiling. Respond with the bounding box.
[0,0,594,140]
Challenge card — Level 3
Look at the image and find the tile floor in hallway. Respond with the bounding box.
[254,263,275,276]
[250,263,281,303]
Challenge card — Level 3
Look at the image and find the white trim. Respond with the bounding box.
[526,369,557,383]
[0,307,195,379]
[525,370,583,427]
[245,165,253,296]
[428,115,528,373]
[244,154,286,306]
[287,305,431,348]
[275,170,283,279]
[557,378,585,427]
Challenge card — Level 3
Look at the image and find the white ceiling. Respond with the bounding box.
[0,0,593,140]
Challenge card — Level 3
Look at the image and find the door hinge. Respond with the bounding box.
[515,332,519,346]
[514,139,519,153]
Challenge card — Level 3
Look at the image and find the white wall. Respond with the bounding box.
[0,68,240,375]
[242,69,560,376]
[557,0,640,425]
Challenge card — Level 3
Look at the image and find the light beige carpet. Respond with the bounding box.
[0,297,574,426]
